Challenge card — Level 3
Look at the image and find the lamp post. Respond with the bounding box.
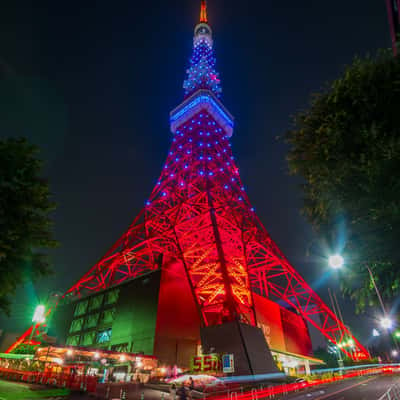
[328,255,392,329]
[328,254,399,359]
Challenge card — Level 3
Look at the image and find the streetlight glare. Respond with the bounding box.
[329,254,344,269]
[372,329,380,337]
[380,316,393,330]
[392,350,398,357]
[32,305,45,323]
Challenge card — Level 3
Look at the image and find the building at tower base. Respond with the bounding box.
[51,263,322,376]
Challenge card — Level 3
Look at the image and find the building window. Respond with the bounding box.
[74,300,88,317]
[100,308,115,325]
[105,289,119,305]
[84,313,99,329]
[96,328,112,344]
[69,318,84,333]
[66,335,80,346]
[89,294,104,311]
[81,332,96,346]
[111,343,129,352]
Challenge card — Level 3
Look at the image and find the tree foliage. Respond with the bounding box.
[285,51,400,312]
[0,138,57,314]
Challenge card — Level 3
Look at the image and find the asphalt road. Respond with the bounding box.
[283,374,400,400]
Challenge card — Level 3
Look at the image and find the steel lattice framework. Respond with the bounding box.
[8,1,368,359]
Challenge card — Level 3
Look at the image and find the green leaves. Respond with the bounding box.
[0,138,58,315]
[285,51,400,312]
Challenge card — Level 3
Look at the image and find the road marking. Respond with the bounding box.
[313,377,376,400]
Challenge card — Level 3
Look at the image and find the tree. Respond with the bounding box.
[285,51,400,312]
[0,138,57,314]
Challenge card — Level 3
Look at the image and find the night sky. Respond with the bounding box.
[0,0,391,342]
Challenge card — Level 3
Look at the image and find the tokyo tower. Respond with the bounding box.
[8,1,368,365]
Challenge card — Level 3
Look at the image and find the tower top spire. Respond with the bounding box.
[200,0,208,23]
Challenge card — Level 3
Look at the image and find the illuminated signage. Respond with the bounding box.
[222,354,234,373]
[192,354,222,373]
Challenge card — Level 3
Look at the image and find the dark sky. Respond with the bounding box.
[0,0,391,342]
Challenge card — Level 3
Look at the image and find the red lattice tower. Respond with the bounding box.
[7,1,368,360]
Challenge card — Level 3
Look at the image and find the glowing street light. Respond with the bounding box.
[328,254,344,269]
[372,329,380,337]
[32,305,46,323]
[394,331,400,339]
[380,317,393,330]
[392,350,398,357]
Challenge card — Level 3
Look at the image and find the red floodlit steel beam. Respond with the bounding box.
[5,324,39,354]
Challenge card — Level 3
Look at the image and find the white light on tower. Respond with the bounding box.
[329,254,344,269]
[380,317,393,330]
[32,305,45,323]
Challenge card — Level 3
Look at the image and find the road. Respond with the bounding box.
[0,375,399,400]
[283,374,400,400]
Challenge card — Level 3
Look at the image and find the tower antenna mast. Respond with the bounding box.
[200,0,208,23]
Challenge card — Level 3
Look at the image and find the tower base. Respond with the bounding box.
[200,321,279,376]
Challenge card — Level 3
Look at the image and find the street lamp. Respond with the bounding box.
[392,350,398,357]
[328,254,344,269]
[372,329,380,337]
[328,254,393,331]
[32,305,46,324]
[380,317,393,330]
[28,304,46,345]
